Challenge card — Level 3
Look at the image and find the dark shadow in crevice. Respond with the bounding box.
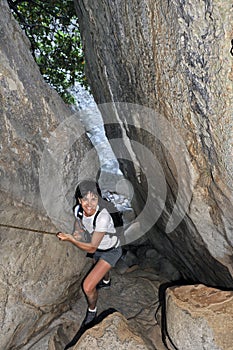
[64,308,118,349]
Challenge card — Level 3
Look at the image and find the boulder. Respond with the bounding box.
[166,284,233,350]
[73,312,150,350]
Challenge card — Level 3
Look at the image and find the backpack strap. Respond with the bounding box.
[74,205,83,219]
[93,210,100,230]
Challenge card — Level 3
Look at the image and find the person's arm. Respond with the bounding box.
[72,218,86,241]
[57,230,105,254]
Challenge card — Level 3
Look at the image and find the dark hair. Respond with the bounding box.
[75,179,102,200]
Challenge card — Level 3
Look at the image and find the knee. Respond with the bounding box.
[83,279,95,295]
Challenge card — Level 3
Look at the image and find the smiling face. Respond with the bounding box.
[79,191,99,217]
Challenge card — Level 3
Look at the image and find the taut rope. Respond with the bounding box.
[0,223,57,235]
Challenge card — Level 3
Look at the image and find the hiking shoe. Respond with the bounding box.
[82,309,97,326]
[97,279,111,290]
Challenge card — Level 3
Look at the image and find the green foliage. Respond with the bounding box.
[8,0,87,103]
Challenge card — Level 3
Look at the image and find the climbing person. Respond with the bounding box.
[56,179,122,326]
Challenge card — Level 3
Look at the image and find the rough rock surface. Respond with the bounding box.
[0,192,93,349]
[75,0,233,287]
[166,284,233,350]
[1,0,233,348]
[23,265,167,350]
[73,312,149,350]
[0,1,96,348]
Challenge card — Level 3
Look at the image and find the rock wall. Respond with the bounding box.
[75,0,233,287]
[0,1,98,348]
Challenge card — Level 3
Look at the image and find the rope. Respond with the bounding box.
[0,223,57,236]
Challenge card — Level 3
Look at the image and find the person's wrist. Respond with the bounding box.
[71,235,76,242]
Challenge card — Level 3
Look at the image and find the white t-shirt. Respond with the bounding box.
[74,205,118,250]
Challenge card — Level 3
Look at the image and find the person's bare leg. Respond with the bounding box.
[92,258,109,281]
[83,259,112,310]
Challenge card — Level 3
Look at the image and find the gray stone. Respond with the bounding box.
[121,250,139,267]
[115,256,131,274]
[145,248,160,259]
[159,258,181,281]
[75,0,233,287]
[0,1,96,348]
[0,193,92,349]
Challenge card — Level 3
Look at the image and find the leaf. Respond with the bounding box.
[8,0,87,103]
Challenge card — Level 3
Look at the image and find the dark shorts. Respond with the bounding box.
[93,246,122,267]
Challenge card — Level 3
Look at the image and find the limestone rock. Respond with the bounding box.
[0,1,97,348]
[75,0,233,287]
[0,0,99,223]
[73,312,150,350]
[0,192,93,349]
[166,284,233,350]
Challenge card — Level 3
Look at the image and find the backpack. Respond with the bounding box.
[98,197,124,231]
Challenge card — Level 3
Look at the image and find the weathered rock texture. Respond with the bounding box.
[1,0,233,348]
[18,264,165,350]
[73,312,150,350]
[0,193,92,349]
[75,1,233,287]
[166,284,233,350]
[0,1,97,348]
